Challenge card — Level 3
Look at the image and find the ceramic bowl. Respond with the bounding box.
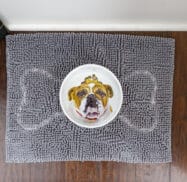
[59,64,123,128]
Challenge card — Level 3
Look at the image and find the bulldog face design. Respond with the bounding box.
[68,74,113,120]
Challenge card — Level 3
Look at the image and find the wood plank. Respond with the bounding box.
[99,162,136,182]
[0,35,6,163]
[30,162,65,182]
[65,162,78,182]
[65,161,136,182]
[65,161,101,182]
[170,32,187,182]
[118,163,136,182]
[135,164,170,182]
[100,162,120,182]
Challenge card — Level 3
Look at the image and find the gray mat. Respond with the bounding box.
[6,33,175,163]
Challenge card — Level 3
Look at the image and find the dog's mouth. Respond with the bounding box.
[76,108,99,120]
[86,112,99,120]
[85,106,99,120]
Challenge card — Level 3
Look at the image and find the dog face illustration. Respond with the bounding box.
[68,74,113,120]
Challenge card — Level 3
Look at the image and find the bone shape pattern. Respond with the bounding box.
[17,68,158,132]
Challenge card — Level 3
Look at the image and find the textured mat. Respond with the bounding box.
[6,33,175,163]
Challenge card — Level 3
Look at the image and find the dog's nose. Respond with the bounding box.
[84,94,98,113]
[87,94,97,107]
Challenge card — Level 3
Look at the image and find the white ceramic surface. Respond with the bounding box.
[59,64,123,128]
[0,0,187,31]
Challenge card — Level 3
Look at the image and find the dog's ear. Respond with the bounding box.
[68,87,76,101]
[104,85,113,98]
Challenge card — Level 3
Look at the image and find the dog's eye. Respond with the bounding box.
[77,90,87,97]
[96,89,106,97]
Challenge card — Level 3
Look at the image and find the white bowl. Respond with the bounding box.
[59,64,123,128]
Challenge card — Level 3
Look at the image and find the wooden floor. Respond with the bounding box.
[0,32,187,182]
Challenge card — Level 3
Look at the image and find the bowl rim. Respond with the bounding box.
[59,63,123,128]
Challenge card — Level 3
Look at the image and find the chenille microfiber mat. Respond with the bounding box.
[6,33,175,163]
